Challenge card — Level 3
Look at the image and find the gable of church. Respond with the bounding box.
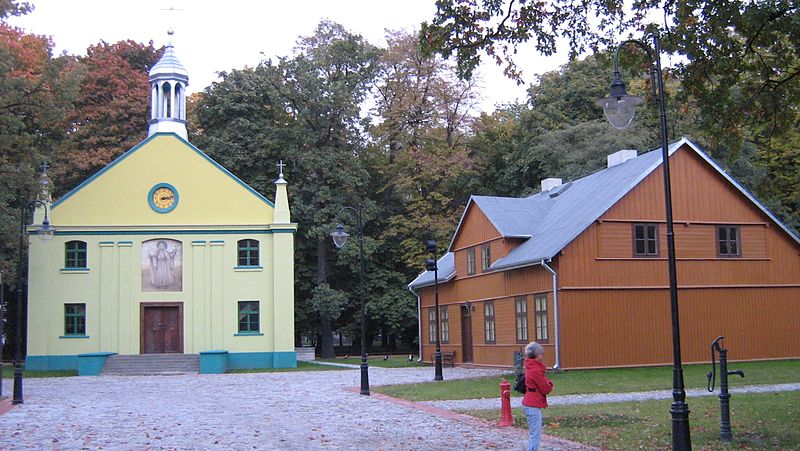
[52,133,274,227]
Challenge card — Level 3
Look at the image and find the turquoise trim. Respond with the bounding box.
[59,335,90,339]
[227,351,297,370]
[78,352,116,376]
[192,240,206,244]
[98,241,114,245]
[60,267,89,272]
[52,133,275,209]
[200,350,229,374]
[271,352,298,369]
[54,229,276,236]
[118,241,133,244]
[234,332,264,336]
[25,355,79,371]
[234,266,263,270]
[210,240,225,243]
[148,182,180,213]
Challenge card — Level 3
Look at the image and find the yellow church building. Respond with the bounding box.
[24,42,297,375]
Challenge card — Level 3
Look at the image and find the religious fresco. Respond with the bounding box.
[141,239,183,292]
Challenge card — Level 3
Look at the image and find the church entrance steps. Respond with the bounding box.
[101,353,200,376]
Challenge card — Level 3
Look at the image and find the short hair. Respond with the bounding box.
[525,341,544,358]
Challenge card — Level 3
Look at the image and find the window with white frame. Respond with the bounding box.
[515,296,528,342]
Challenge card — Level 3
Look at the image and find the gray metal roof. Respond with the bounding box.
[489,142,667,270]
[149,43,189,81]
[409,137,800,287]
[408,252,455,291]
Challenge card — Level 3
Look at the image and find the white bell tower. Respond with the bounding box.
[148,30,189,140]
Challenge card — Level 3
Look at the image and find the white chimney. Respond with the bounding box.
[541,178,562,192]
[607,149,638,168]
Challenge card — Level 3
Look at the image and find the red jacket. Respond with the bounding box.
[522,358,553,408]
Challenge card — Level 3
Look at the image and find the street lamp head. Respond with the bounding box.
[596,71,644,130]
[330,223,350,248]
[425,239,437,253]
[37,218,54,242]
[425,258,437,272]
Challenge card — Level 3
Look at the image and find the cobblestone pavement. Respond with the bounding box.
[425,382,800,411]
[0,367,594,450]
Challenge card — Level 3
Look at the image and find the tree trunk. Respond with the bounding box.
[319,314,335,358]
[316,237,336,358]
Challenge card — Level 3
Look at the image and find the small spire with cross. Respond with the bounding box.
[277,160,286,179]
[160,5,184,43]
[38,160,52,203]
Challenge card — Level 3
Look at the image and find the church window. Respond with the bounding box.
[238,301,260,333]
[64,304,86,336]
[237,239,260,267]
[65,241,87,268]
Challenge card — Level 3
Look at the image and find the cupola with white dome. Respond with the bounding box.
[148,30,189,139]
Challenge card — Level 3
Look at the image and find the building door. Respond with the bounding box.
[461,305,473,363]
[141,303,183,354]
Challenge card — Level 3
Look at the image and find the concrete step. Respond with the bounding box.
[102,354,200,376]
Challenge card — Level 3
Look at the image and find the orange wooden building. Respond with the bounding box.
[408,138,800,369]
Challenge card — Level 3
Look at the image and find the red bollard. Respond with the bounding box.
[498,379,515,427]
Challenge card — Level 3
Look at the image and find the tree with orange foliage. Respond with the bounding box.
[52,40,161,194]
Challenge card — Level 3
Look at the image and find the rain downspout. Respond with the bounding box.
[540,260,561,370]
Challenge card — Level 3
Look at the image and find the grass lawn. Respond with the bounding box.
[227,361,349,373]
[1,363,77,378]
[374,359,800,401]
[464,391,800,450]
[318,354,425,369]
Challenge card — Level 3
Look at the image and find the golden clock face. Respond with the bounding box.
[153,187,175,209]
[149,184,179,213]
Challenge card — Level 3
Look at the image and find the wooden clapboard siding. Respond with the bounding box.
[604,150,767,223]
[417,143,800,369]
[559,287,800,368]
[452,203,501,250]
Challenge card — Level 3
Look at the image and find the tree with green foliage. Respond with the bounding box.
[194,21,381,358]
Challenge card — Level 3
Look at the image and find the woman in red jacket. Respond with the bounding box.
[522,341,553,450]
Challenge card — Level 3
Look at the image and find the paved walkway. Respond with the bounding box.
[0,367,592,450]
[6,367,792,450]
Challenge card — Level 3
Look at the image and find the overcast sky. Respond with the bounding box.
[8,0,570,112]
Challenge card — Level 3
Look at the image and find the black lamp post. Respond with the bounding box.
[597,35,691,450]
[330,205,369,396]
[425,240,443,381]
[14,199,54,405]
